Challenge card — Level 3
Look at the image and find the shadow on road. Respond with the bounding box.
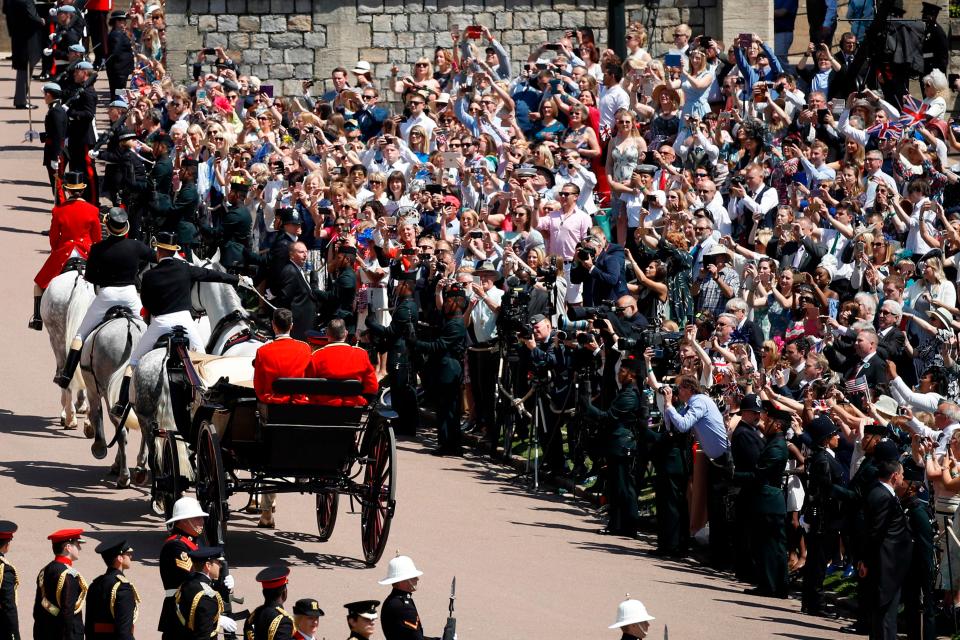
[230,528,371,570]
[0,409,68,436]
[743,615,843,632]
[0,177,48,188]
[19,195,52,204]
[716,598,797,614]
[10,204,50,214]
[0,225,43,236]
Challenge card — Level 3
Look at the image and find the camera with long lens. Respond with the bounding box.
[497,285,532,362]
[618,329,684,377]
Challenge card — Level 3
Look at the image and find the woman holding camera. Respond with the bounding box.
[625,250,667,328]
[677,49,714,121]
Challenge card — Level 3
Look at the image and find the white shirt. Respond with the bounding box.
[727,184,779,226]
[598,83,630,136]
[469,287,503,343]
[553,166,599,215]
[399,112,437,145]
[905,197,936,255]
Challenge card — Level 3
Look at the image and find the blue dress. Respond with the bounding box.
[680,71,713,119]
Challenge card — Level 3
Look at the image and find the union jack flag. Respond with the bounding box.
[897,94,930,129]
[845,375,868,393]
[865,120,905,140]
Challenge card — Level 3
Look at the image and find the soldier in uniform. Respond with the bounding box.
[173,546,234,639]
[607,597,655,639]
[104,10,133,100]
[318,245,358,332]
[53,43,87,86]
[111,231,240,418]
[415,283,467,456]
[115,130,149,240]
[84,537,139,639]
[158,497,207,638]
[582,353,642,537]
[920,1,948,75]
[801,416,856,618]
[41,81,68,204]
[201,176,251,271]
[156,159,201,260]
[264,207,301,294]
[643,387,692,558]
[0,521,19,640]
[147,133,175,226]
[33,528,87,640]
[64,60,99,204]
[344,600,378,640]
[46,5,82,74]
[367,269,419,436]
[737,401,791,598]
[729,394,765,583]
[379,555,431,640]
[901,458,935,640]
[243,566,294,640]
[30,171,102,333]
[90,98,130,207]
[292,598,324,640]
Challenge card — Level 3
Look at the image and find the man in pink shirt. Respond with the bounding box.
[531,183,592,261]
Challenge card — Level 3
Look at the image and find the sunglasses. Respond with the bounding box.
[362,95,376,101]
[411,101,425,106]
[369,180,383,185]
[415,63,429,67]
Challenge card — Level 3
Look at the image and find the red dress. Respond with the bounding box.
[252,336,313,403]
[34,197,102,288]
[306,342,379,406]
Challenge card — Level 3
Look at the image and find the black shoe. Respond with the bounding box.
[34,73,51,81]
[28,316,43,331]
[15,103,38,110]
[839,623,868,634]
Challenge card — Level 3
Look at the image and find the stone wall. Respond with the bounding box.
[164,0,719,97]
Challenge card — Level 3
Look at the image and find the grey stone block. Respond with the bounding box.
[397,32,415,48]
[228,33,250,48]
[304,31,327,48]
[392,14,408,31]
[463,1,482,11]
[372,31,397,47]
[383,0,404,12]
[514,12,539,29]
[502,29,522,44]
[494,13,512,29]
[261,15,286,32]
[575,0,594,7]
[522,29,547,44]
[250,33,270,48]
[261,49,284,63]
[238,16,260,31]
[198,15,217,30]
[204,32,228,48]
[270,63,294,79]
[485,0,505,9]
[474,13,494,28]
[437,0,462,10]
[429,12,448,30]
[540,11,560,28]
[284,48,313,63]
[293,64,312,78]
[242,49,261,63]
[217,15,238,31]
[281,80,301,96]
[357,15,372,22]
[168,12,188,26]
[250,64,268,78]
[357,0,382,13]
[560,10,585,27]
[409,13,429,31]
[270,32,304,47]
[413,31,435,47]
[584,10,606,27]
[372,14,392,32]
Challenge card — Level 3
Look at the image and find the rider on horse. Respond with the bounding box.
[54,208,155,388]
[30,171,101,331]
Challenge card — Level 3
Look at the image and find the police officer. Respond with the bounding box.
[730,393,765,583]
[920,1,948,74]
[156,159,201,260]
[292,598,324,640]
[344,601,379,640]
[738,401,791,598]
[54,208,154,386]
[173,546,235,639]
[416,283,468,456]
[65,60,99,204]
[367,269,419,437]
[33,528,87,640]
[158,497,211,639]
[582,353,642,537]
[0,521,19,640]
[115,130,149,240]
[244,566,294,640]
[105,10,134,100]
[42,81,68,203]
[201,176,252,271]
[111,231,240,418]
[379,555,436,640]
[801,415,856,618]
[84,537,139,639]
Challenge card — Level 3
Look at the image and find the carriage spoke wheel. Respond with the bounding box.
[157,434,184,522]
[195,422,228,545]
[315,491,340,542]
[360,424,396,565]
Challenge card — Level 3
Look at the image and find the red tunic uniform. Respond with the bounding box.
[34,197,102,289]
[306,342,378,406]
[252,336,313,404]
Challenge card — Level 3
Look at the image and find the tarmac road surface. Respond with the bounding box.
[0,62,847,639]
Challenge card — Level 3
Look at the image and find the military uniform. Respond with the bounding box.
[367,284,419,436]
[105,14,134,99]
[84,568,139,639]
[158,529,199,637]
[116,140,148,240]
[730,411,765,583]
[208,202,251,272]
[158,178,201,260]
[319,263,358,332]
[65,81,99,204]
[33,556,87,639]
[173,573,223,640]
[381,589,426,640]
[415,313,467,454]
[902,471,935,640]
[43,89,68,203]
[643,412,691,557]
[34,188,102,289]
[243,602,294,640]
[0,521,19,640]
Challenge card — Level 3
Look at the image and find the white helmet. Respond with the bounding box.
[165,497,209,525]
[378,555,423,585]
[608,599,655,629]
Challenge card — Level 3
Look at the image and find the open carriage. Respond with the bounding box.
[151,329,396,565]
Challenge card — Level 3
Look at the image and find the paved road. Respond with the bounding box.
[0,62,848,639]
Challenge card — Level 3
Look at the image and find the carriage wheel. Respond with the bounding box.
[195,422,228,545]
[360,424,396,565]
[157,434,184,522]
[315,491,340,542]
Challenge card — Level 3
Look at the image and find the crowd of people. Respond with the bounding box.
[8,0,960,636]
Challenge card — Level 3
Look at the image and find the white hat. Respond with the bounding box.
[378,555,423,585]
[353,60,371,74]
[436,92,451,104]
[874,395,899,419]
[608,599,655,629]
[165,497,209,525]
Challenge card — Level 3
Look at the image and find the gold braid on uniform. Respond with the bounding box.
[267,609,294,640]
[110,575,141,623]
[0,561,14,605]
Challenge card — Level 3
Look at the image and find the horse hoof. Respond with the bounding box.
[91,441,108,460]
[108,460,120,476]
[83,423,94,439]
[59,415,66,427]
[117,475,131,489]
[132,468,149,487]
[151,500,165,516]
[63,421,78,431]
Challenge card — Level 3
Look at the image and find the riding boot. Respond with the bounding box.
[54,338,83,388]
[28,292,43,331]
[110,368,132,420]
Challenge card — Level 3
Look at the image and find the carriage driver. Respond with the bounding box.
[110,232,244,420]
[54,208,156,389]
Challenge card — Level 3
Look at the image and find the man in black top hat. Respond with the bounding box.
[173,546,231,639]
[920,1,948,74]
[42,81,68,203]
[730,394,766,583]
[244,566,294,640]
[105,11,133,99]
[0,521,19,640]
[84,537,139,640]
[344,600,379,640]
[292,598,324,640]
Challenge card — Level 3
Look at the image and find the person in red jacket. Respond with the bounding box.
[252,307,312,404]
[307,318,379,406]
[29,172,102,330]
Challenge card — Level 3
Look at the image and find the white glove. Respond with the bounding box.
[238,275,255,290]
[43,48,53,57]
[222,574,234,590]
[88,150,99,159]
[51,161,59,171]
[218,616,237,634]
[48,7,56,16]
[49,32,57,41]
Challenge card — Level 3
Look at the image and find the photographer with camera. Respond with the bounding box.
[465,261,503,448]
[571,232,627,307]
[692,245,739,317]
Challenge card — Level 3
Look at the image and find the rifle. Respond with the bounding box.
[441,576,456,640]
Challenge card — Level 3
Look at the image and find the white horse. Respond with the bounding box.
[41,270,95,429]
[79,313,147,488]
